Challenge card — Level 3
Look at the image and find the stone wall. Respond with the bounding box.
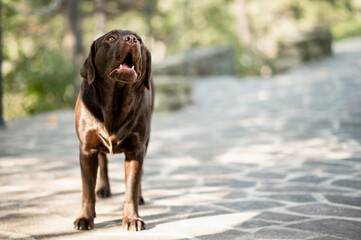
[153,45,235,112]
[153,75,192,112]
[153,45,235,76]
[274,28,333,72]
[152,29,333,112]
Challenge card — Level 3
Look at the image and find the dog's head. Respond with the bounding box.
[80,29,151,90]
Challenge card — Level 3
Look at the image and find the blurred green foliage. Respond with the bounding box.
[4,48,74,119]
[332,19,361,40]
[2,0,361,120]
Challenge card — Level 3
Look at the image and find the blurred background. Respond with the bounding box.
[1,0,361,121]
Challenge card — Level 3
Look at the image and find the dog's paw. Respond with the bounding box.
[73,217,94,230]
[122,217,145,231]
[96,185,111,198]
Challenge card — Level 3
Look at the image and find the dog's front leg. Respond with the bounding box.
[74,148,99,230]
[122,150,145,231]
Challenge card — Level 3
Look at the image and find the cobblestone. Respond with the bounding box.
[0,38,361,239]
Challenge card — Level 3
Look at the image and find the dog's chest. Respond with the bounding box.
[98,131,118,155]
[78,99,145,155]
[84,127,137,155]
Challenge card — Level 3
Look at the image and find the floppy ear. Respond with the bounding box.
[143,49,152,90]
[80,41,96,85]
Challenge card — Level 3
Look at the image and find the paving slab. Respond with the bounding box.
[1,38,361,239]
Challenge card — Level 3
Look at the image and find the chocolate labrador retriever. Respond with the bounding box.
[74,29,152,231]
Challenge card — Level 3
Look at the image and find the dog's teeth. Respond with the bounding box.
[131,65,135,70]
[119,64,123,68]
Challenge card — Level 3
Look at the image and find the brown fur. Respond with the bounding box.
[73,29,152,231]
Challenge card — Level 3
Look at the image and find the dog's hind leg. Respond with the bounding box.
[138,137,150,205]
[96,152,111,198]
[138,171,145,205]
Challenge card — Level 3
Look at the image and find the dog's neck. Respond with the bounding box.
[103,81,146,135]
[82,79,145,134]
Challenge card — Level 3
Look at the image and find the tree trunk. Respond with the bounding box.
[62,0,83,104]
[144,0,154,50]
[0,0,5,127]
[235,0,253,46]
[94,0,106,39]
[63,0,83,64]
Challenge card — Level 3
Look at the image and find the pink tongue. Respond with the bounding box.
[122,62,130,68]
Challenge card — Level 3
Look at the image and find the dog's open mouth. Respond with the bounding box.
[109,52,138,80]
[120,52,135,71]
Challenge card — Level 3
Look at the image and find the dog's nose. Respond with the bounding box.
[123,35,139,44]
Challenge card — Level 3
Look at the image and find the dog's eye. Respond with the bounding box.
[107,36,115,41]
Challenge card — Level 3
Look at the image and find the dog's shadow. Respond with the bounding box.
[96,218,158,231]
[95,192,158,230]
[96,218,123,229]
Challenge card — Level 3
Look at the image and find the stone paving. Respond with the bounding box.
[1,38,361,239]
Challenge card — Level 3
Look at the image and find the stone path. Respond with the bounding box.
[1,38,361,239]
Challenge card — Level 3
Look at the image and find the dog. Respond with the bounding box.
[73,29,152,231]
